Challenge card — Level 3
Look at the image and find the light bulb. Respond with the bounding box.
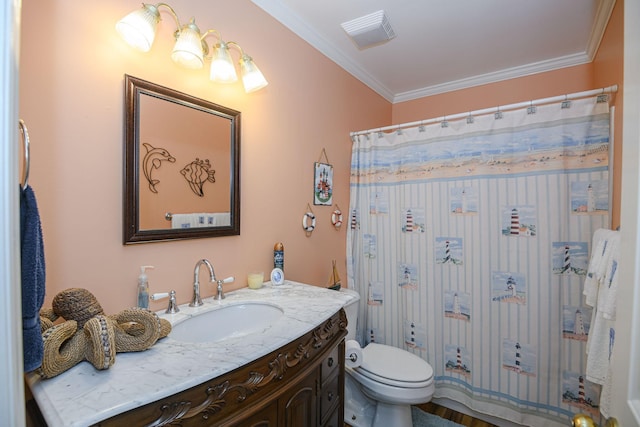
[239,54,268,93]
[171,21,204,69]
[116,4,160,52]
[210,43,238,83]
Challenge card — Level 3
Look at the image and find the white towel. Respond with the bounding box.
[211,212,231,226]
[171,213,230,229]
[599,364,614,418]
[583,229,618,307]
[585,315,614,384]
[583,228,620,418]
[597,232,620,320]
[171,213,198,229]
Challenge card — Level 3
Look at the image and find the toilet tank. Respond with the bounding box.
[340,287,360,342]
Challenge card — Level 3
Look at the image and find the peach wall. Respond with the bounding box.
[19,1,390,314]
[391,65,594,124]
[392,1,624,227]
[593,0,624,229]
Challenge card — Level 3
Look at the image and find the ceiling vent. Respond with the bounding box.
[341,10,396,50]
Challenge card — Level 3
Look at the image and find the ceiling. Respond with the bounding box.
[251,0,616,103]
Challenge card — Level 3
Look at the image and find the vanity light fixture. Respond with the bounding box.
[236,44,268,93]
[171,19,206,69]
[116,3,268,93]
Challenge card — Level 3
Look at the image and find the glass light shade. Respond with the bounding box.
[239,54,268,93]
[210,43,238,83]
[116,4,160,52]
[171,22,204,69]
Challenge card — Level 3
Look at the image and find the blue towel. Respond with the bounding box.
[20,185,46,372]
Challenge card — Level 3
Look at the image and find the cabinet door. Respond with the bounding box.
[280,369,318,427]
[237,406,278,427]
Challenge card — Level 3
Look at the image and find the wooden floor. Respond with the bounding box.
[416,402,498,427]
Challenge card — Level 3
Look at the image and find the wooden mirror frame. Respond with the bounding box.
[123,75,240,244]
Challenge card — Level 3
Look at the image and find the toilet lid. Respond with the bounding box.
[359,343,433,385]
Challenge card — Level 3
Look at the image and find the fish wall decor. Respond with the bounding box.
[181,158,216,197]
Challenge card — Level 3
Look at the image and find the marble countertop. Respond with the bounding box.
[26,281,354,427]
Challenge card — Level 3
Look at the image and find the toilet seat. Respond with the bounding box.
[357,343,433,388]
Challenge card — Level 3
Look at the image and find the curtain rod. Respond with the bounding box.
[350,85,618,137]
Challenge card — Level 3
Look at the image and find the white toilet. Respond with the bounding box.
[341,287,434,427]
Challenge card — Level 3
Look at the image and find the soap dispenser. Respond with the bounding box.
[137,266,154,309]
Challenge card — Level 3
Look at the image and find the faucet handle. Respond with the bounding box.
[215,276,234,300]
[151,290,180,314]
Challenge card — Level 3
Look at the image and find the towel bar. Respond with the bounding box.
[19,119,30,191]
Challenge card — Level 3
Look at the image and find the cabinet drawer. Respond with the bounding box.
[321,344,340,383]
[319,372,340,423]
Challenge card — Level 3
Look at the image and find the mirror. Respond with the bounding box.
[123,75,240,243]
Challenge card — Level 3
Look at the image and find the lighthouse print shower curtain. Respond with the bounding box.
[347,97,611,427]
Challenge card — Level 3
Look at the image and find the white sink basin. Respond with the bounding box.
[170,302,284,343]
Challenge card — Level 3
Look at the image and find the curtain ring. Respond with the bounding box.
[466,113,474,124]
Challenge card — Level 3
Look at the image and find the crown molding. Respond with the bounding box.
[253,0,616,104]
[393,52,592,103]
[586,0,616,59]
[251,0,395,101]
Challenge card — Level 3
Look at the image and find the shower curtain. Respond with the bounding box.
[347,96,611,427]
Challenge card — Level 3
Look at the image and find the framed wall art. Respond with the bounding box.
[314,152,333,205]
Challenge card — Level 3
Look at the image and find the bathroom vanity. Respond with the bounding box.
[26,282,355,427]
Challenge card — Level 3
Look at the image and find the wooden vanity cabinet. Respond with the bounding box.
[93,309,346,427]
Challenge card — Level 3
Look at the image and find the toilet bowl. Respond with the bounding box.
[341,288,434,427]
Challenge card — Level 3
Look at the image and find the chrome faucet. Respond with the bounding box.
[150,290,180,314]
[189,259,216,307]
[215,276,235,301]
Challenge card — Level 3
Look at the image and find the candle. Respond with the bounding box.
[248,272,264,289]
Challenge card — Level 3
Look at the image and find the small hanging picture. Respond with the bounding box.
[314,162,333,205]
